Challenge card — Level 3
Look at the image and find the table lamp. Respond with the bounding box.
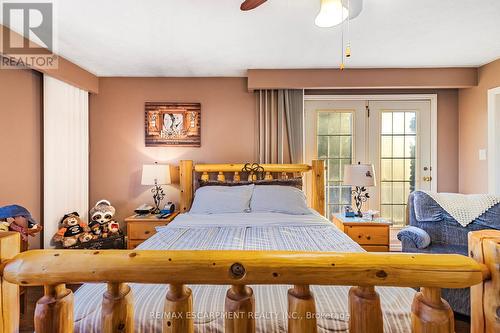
[343,162,376,217]
[141,163,171,214]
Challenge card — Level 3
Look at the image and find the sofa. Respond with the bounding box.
[397,191,500,316]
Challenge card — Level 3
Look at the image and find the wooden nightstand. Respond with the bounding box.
[332,214,392,252]
[124,212,179,249]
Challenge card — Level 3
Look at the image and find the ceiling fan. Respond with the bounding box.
[240,0,267,11]
[240,0,363,27]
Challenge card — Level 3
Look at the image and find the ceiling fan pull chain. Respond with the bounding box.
[346,0,351,58]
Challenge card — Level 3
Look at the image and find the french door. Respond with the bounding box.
[305,98,435,227]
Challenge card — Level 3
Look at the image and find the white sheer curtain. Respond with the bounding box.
[257,89,304,164]
[43,75,89,248]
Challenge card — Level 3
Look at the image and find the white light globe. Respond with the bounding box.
[315,0,349,28]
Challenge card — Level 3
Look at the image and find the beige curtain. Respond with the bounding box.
[44,75,89,248]
[257,89,304,164]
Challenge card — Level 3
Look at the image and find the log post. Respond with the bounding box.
[233,172,241,182]
[0,232,21,333]
[288,285,317,333]
[163,284,194,333]
[248,172,257,181]
[311,160,325,216]
[348,286,383,333]
[217,171,225,182]
[411,287,454,333]
[179,160,194,212]
[201,171,209,182]
[102,282,134,333]
[34,284,74,333]
[469,230,500,333]
[225,285,255,333]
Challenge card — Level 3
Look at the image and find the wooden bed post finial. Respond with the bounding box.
[311,160,325,217]
[179,160,194,213]
[469,230,500,333]
[0,232,21,333]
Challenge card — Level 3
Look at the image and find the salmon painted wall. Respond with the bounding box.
[459,58,500,193]
[0,69,42,248]
[89,77,256,222]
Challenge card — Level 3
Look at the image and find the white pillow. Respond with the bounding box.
[250,185,311,215]
[190,184,254,214]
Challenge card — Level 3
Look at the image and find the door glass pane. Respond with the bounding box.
[379,111,417,226]
[317,111,353,220]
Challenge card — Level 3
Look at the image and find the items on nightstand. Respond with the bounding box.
[134,203,154,215]
[332,213,391,252]
[344,206,356,218]
[125,211,179,249]
[161,201,175,214]
[343,162,377,217]
[141,163,171,214]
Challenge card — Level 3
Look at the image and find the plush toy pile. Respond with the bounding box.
[52,200,121,248]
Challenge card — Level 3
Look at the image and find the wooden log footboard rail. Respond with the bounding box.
[0,234,499,333]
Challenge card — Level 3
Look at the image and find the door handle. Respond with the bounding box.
[423,176,432,182]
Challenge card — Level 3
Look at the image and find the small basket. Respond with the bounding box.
[67,234,125,249]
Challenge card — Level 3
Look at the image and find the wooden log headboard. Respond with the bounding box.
[179,160,325,216]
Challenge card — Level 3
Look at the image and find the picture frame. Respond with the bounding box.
[145,102,201,147]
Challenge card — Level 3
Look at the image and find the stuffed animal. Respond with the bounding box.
[53,212,89,248]
[78,232,94,243]
[107,221,120,235]
[89,200,119,238]
[89,221,104,239]
[0,221,9,232]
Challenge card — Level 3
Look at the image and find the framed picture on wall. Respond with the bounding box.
[145,102,201,147]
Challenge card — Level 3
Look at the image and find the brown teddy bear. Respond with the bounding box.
[52,212,89,248]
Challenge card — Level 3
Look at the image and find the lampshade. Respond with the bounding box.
[315,0,349,28]
[343,163,376,187]
[141,164,171,186]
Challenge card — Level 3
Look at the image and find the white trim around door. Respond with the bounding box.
[488,87,500,195]
[305,94,438,192]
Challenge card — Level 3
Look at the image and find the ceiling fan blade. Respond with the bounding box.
[240,0,267,11]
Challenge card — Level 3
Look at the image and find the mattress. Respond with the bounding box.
[74,211,415,332]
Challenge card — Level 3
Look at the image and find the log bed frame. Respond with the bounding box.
[0,160,499,333]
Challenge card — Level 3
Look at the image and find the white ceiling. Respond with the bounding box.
[3,0,500,76]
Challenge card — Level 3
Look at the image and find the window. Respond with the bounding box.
[379,111,416,226]
[317,111,353,219]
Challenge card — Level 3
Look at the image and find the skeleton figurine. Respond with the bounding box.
[89,200,119,238]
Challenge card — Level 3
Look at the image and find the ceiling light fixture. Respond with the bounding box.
[315,0,362,27]
[315,0,348,27]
